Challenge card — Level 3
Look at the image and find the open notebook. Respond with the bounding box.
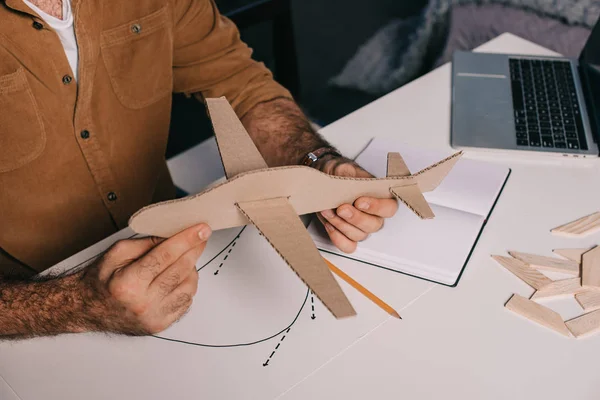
[308,139,510,286]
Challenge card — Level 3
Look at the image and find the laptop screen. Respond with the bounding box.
[579,19,600,141]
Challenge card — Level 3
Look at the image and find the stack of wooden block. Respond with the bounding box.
[492,247,600,338]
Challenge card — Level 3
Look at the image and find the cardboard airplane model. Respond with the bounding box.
[129,97,462,319]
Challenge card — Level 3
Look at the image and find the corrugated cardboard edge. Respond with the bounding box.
[412,151,463,192]
[390,184,435,219]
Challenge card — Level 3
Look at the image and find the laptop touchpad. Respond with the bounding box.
[452,73,515,150]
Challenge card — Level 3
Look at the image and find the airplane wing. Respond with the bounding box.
[236,197,356,319]
[205,97,268,178]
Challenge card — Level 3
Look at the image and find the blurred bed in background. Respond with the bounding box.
[327,0,599,122]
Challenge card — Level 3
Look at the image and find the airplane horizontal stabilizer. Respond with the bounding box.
[390,184,435,219]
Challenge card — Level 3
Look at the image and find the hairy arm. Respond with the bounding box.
[0,224,211,340]
[0,272,97,339]
[240,97,341,168]
[0,270,145,339]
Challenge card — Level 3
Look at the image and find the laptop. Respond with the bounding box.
[451,20,600,158]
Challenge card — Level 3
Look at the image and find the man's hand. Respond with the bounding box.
[316,157,398,253]
[239,98,397,252]
[0,224,211,340]
[81,224,212,335]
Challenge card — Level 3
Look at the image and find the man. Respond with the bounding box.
[0,0,398,338]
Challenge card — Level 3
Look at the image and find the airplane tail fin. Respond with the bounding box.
[205,97,268,178]
[413,151,462,193]
[386,152,411,177]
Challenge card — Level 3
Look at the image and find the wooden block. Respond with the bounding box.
[582,246,600,288]
[575,289,600,312]
[530,278,583,300]
[508,251,580,276]
[551,211,600,237]
[566,309,600,338]
[552,247,595,263]
[491,255,552,289]
[505,294,571,337]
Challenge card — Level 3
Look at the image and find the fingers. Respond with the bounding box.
[318,197,398,254]
[103,236,163,266]
[149,241,206,297]
[335,204,384,234]
[320,209,369,242]
[354,197,399,218]
[130,224,212,284]
[162,273,199,321]
[98,236,164,280]
[142,272,198,334]
[317,213,358,253]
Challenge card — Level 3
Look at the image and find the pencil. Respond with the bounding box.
[323,257,401,319]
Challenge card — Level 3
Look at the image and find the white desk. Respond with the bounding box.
[1,34,599,400]
[279,33,600,400]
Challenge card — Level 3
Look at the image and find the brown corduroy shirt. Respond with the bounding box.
[0,0,291,277]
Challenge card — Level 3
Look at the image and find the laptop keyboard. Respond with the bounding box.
[509,58,588,150]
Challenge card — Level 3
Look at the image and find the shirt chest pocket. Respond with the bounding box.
[100,6,173,109]
[0,69,46,173]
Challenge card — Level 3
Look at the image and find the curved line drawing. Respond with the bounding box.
[196,226,247,272]
[152,289,309,348]
[152,225,311,348]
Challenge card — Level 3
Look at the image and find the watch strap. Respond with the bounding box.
[301,147,341,167]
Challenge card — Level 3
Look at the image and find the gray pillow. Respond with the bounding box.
[435,4,592,67]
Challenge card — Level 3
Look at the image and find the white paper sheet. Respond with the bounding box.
[0,377,20,400]
[312,204,484,285]
[0,139,433,400]
[0,224,432,400]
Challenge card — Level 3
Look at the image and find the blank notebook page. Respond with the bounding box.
[309,139,510,286]
[356,138,509,216]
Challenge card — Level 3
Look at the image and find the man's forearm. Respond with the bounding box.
[0,272,94,339]
[240,98,331,167]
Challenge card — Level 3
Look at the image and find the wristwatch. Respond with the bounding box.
[301,147,341,167]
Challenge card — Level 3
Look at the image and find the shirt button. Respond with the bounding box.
[107,192,117,202]
[62,75,73,85]
[32,21,44,30]
[131,24,142,34]
[80,130,90,139]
